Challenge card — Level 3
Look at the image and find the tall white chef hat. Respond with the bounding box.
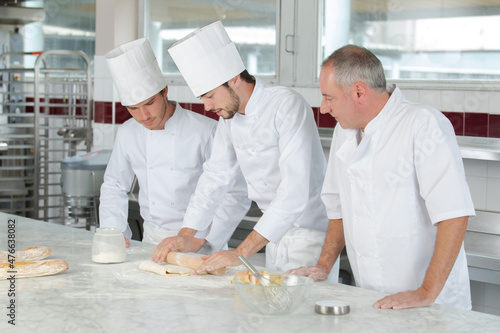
[105,38,167,106]
[168,20,246,97]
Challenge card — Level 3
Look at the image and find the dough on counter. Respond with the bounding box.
[0,259,69,279]
[139,260,193,276]
[0,246,51,263]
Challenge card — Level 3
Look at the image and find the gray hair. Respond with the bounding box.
[322,45,387,93]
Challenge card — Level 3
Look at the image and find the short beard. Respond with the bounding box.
[222,85,240,119]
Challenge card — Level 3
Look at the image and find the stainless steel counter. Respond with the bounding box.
[319,128,500,162]
[465,211,500,284]
[2,212,500,332]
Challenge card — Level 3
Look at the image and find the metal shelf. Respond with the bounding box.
[0,50,92,223]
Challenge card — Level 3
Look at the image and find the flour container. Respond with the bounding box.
[92,227,126,263]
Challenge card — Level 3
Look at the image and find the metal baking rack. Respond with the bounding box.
[0,50,92,224]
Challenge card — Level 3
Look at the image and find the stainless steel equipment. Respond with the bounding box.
[0,50,92,221]
[60,150,111,229]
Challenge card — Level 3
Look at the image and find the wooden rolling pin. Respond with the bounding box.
[166,252,226,276]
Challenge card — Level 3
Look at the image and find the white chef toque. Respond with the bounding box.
[168,20,246,97]
[105,38,167,106]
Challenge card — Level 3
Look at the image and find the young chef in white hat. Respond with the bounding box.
[288,45,475,310]
[100,38,250,253]
[153,21,339,281]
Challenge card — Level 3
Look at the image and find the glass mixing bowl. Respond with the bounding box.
[232,273,313,315]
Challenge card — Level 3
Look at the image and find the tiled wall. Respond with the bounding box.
[94,87,500,138]
[464,159,500,213]
[471,281,500,316]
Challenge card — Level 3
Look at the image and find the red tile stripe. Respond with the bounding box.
[93,102,499,138]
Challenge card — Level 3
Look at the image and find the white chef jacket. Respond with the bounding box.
[183,79,337,276]
[99,102,250,251]
[322,84,475,309]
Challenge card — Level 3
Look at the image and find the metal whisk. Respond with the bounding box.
[238,255,292,312]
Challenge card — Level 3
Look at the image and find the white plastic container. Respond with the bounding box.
[92,228,126,263]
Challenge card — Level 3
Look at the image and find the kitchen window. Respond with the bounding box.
[19,0,96,70]
[144,0,500,86]
[146,0,278,79]
[320,0,500,81]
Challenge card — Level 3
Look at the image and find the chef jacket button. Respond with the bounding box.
[254,117,257,121]
[171,133,174,136]
[252,148,256,153]
[170,167,174,171]
[170,202,174,206]
[152,202,155,205]
[356,252,361,257]
[264,182,267,186]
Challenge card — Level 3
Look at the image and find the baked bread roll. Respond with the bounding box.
[0,259,69,279]
[0,246,51,263]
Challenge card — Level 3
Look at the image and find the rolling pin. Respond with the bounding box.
[166,252,226,276]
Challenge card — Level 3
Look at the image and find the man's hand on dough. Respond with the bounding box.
[152,237,176,263]
[193,250,240,275]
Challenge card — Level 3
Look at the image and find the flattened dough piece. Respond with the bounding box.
[139,260,193,276]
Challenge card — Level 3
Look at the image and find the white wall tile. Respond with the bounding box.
[400,89,419,103]
[482,306,500,316]
[441,90,465,112]
[489,91,500,115]
[463,159,488,177]
[486,178,500,212]
[92,123,118,150]
[93,78,114,102]
[464,90,490,113]
[93,55,111,79]
[483,282,500,309]
[168,85,198,104]
[466,176,487,210]
[294,87,321,107]
[418,89,441,110]
[487,161,500,179]
[472,304,485,312]
[470,280,484,306]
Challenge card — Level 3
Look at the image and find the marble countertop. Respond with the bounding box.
[1,212,500,333]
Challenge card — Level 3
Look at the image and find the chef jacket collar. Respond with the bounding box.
[161,101,180,132]
[239,78,264,117]
[363,84,398,136]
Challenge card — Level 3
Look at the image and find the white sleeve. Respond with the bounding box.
[413,109,475,223]
[321,125,344,220]
[99,127,135,240]
[253,96,321,243]
[183,120,249,239]
[204,172,251,251]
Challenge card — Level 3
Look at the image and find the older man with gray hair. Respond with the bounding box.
[288,44,475,310]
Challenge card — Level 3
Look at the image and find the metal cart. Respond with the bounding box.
[0,50,92,225]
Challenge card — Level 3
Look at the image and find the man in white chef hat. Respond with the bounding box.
[153,21,339,281]
[100,38,250,253]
